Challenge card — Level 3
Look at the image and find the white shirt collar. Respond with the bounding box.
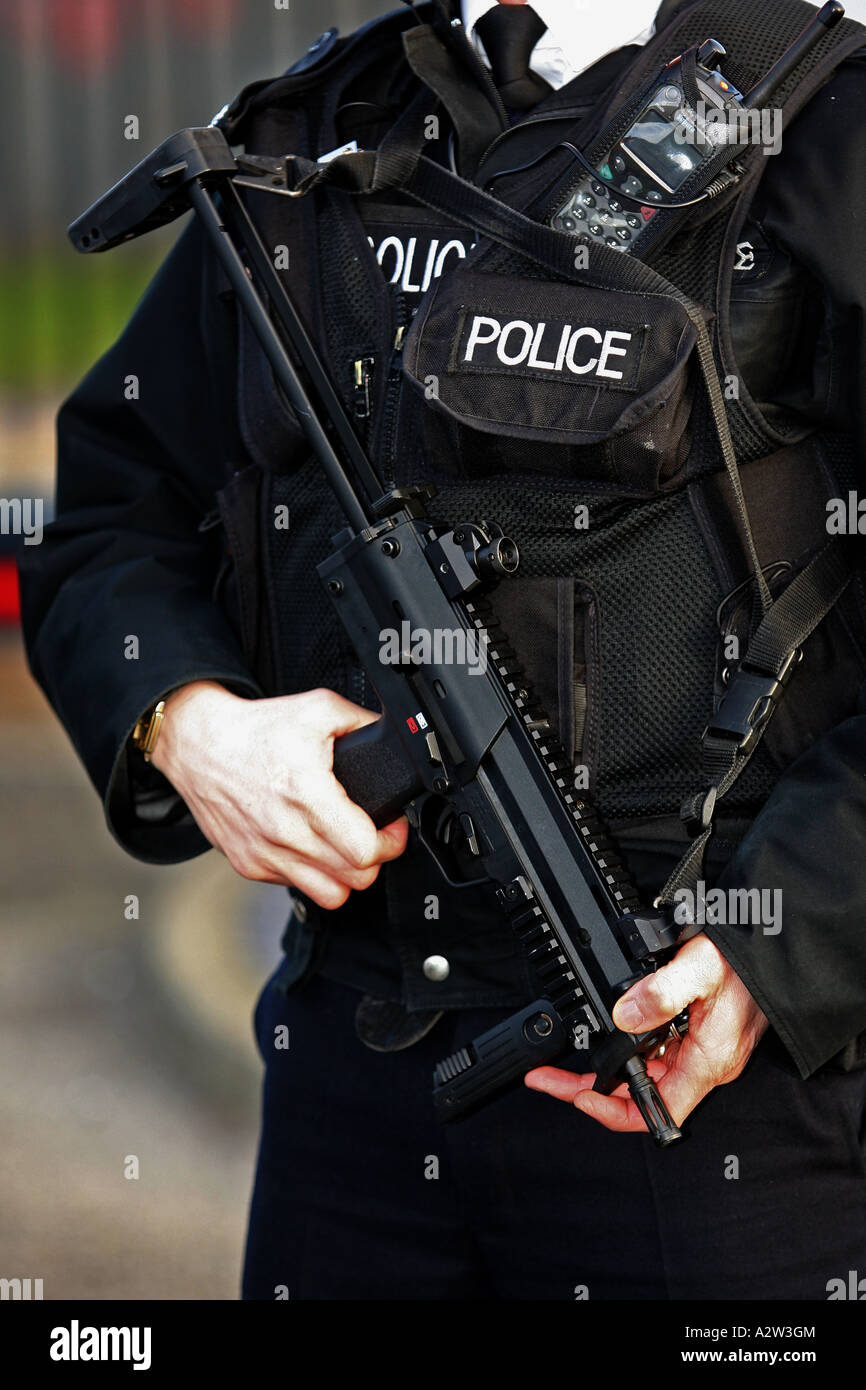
[461,0,659,90]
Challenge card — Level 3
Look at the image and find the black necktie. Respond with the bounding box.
[474,3,554,112]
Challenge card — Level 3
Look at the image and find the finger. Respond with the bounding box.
[525,1054,670,1101]
[526,1058,675,1134]
[279,860,352,911]
[570,1087,650,1133]
[646,1033,727,1123]
[297,688,382,740]
[576,1045,714,1132]
[376,816,410,861]
[294,844,382,893]
[278,775,409,885]
[612,936,719,1034]
[232,850,352,910]
[257,831,382,893]
[289,694,410,866]
[305,777,388,869]
[264,817,382,884]
[524,1066,597,1103]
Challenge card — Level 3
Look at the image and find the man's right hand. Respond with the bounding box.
[150,680,409,908]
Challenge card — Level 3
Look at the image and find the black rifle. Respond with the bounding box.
[69,127,688,1145]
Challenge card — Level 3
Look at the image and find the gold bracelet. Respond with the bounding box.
[131,699,167,762]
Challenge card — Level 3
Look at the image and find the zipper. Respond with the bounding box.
[571,583,600,781]
[378,290,410,485]
[348,294,408,707]
[352,355,376,421]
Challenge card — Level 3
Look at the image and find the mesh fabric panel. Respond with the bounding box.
[432,476,780,821]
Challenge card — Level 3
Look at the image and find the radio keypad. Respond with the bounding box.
[553,158,659,252]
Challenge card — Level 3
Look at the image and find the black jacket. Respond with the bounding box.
[18,0,866,1078]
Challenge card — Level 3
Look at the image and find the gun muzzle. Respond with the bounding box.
[620,1054,683,1147]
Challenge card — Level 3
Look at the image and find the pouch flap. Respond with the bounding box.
[402,267,699,445]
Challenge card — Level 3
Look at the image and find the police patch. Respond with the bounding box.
[453,311,648,391]
[453,307,650,389]
[359,201,475,303]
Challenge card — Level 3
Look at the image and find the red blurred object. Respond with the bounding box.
[0,0,242,73]
[0,559,20,626]
[52,0,121,72]
[176,0,241,39]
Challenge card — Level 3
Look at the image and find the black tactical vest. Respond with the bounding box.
[209,0,866,1012]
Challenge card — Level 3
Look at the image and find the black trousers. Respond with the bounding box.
[241,969,866,1301]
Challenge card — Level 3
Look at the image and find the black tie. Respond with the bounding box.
[474,3,554,112]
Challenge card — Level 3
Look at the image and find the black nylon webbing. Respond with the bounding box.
[747,545,854,673]
[656,542,855,905]
[402,22,506,173]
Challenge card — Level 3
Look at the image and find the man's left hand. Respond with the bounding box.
[524,934,768,1131]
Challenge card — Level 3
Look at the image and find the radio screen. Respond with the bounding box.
[621,108,715,191]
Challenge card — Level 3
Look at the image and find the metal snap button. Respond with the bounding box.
[422,955,450,982]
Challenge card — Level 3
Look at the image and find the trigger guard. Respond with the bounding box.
[410,793,490,890]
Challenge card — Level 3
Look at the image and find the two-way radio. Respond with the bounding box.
[551,1,845,256]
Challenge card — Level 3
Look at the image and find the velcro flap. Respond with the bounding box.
[402,267,699,445]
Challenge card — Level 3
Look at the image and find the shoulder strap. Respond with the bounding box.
[657,541,856,907]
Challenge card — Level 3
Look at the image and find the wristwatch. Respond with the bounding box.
[131,698,168,762]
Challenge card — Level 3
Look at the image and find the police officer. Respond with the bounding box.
[20,0,866,1299]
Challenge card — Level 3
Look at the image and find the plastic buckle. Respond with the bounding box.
[704,650,801,754]
[680,786,717,838]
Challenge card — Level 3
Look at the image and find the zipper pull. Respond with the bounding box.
[353,355,375,419]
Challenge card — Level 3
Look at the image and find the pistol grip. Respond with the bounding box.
[333,717,423,827]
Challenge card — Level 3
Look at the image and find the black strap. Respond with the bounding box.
[402,22,506,175]
[657,542,855,906]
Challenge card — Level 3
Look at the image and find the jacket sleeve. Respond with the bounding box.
[19,217,265,864]
[704,54,866,1076]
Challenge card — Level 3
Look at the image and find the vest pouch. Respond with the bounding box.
[216,457,363,703]
[480,571,601,776]
[401,265,701,493]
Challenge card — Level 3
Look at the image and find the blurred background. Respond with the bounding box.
[0,0,386,1300]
